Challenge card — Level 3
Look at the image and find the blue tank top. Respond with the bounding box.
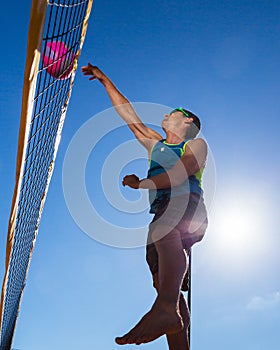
[147,139,204,213]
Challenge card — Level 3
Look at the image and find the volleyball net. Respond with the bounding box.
[0,1,93,348]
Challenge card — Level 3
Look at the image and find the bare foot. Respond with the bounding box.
[115,300,183,345]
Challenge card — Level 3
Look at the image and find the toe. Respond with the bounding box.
[115,337,126,345]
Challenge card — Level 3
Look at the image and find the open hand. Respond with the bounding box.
[81,63,106,81]
[122,174,140,189]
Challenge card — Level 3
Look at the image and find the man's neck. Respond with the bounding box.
[165,131,185,144]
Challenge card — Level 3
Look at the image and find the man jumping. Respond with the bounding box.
[82,63,208,349]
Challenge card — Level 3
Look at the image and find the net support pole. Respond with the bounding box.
[187,248,192,349]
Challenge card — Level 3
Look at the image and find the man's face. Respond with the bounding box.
[161,110,192,134]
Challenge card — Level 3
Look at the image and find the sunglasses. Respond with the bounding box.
[171,108,190,118]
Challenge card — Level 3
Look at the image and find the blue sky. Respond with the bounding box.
[0,0,280,349]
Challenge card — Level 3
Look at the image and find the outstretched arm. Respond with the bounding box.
[82,63,162,150]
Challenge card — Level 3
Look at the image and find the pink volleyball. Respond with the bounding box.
[42,41,75,80]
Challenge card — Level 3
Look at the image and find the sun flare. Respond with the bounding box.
[209,190,267,268]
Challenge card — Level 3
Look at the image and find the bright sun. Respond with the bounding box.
[208,190,267,269]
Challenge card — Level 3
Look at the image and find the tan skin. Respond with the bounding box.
[82,63,207,348]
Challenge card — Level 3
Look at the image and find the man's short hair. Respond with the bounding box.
[172,108,201,131]
[182,108,201,131]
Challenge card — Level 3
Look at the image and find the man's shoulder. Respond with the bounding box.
[185,138,207,148]
[182,138,208,158]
